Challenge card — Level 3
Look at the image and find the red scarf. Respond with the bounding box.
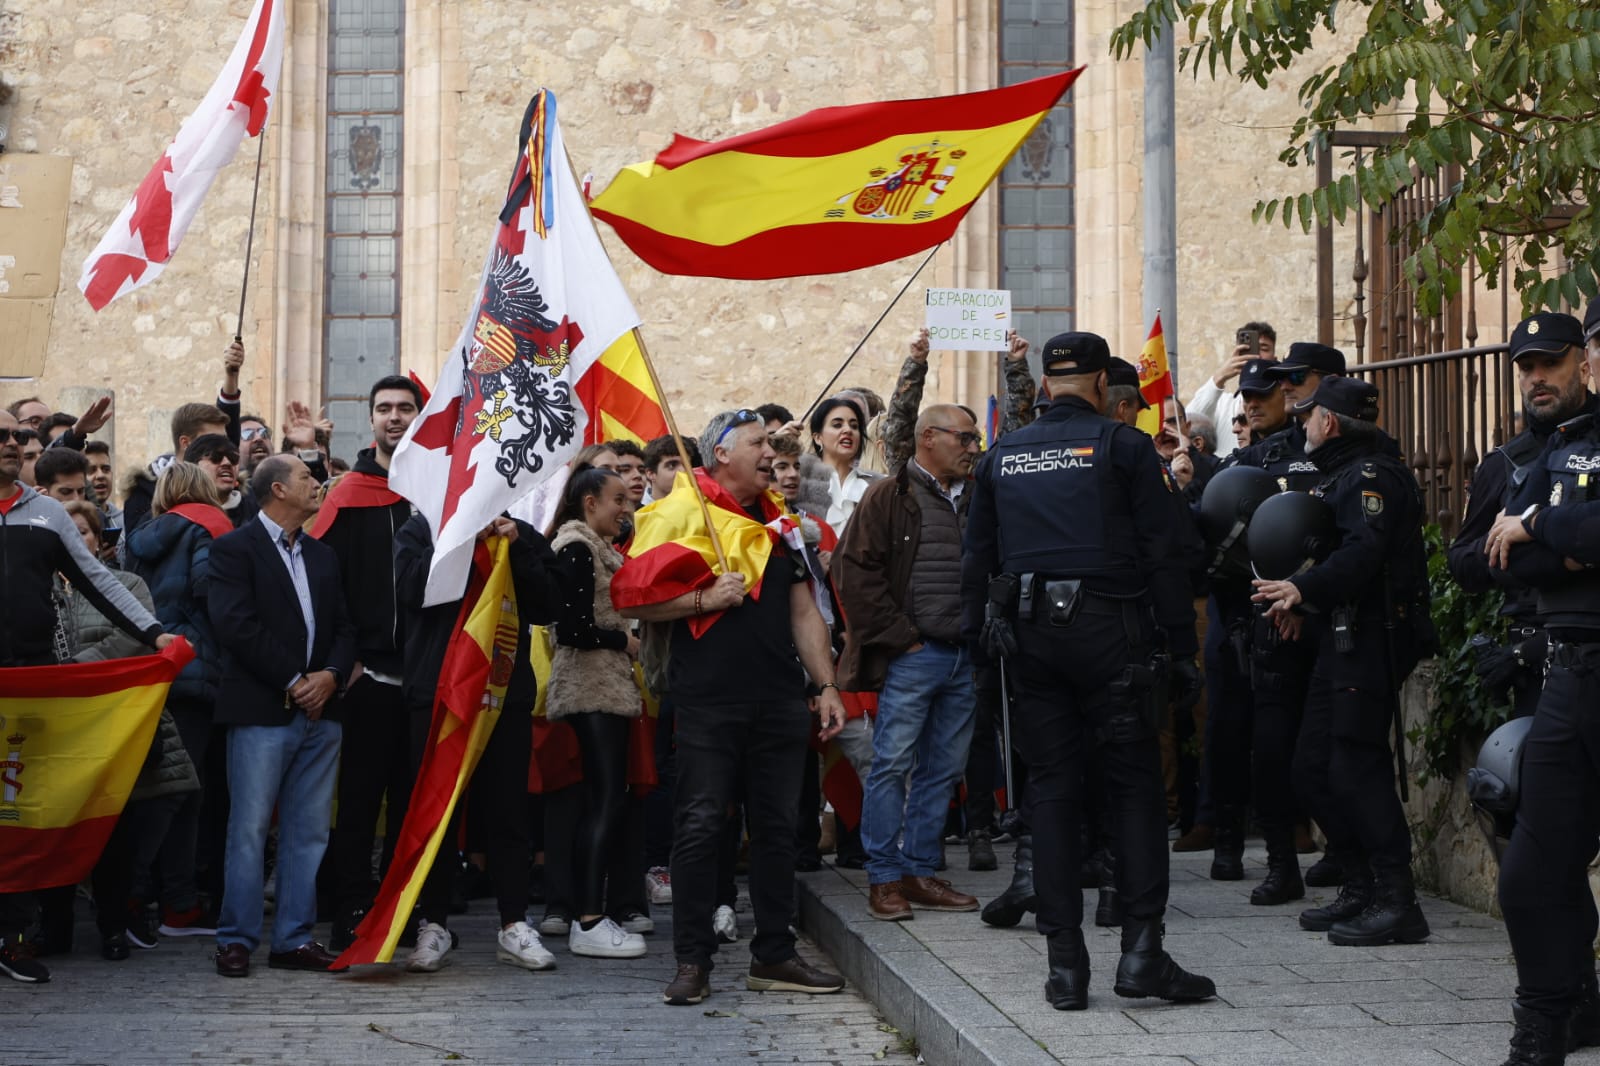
[167,503,233,540]
[309,470,404,538]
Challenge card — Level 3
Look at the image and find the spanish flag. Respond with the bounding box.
[0,640,194,893]
[589,70,1081,279]
[1136,312,1174,438]
[334,537,519,967]
[576,332,669,447]
[611,470,794,636]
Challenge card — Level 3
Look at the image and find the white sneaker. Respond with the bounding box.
[537,911,571,937]
[568,917,647,959]
[646,867,672,905]
[406,920,452,973]
[713,904,738,944]
[496,921,556,971]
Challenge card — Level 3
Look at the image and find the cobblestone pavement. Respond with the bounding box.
[801,841,1527,1066]
[6,895,921,1066]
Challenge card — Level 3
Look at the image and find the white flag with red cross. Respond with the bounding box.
[391,89,641,605]
[79,0,284,310]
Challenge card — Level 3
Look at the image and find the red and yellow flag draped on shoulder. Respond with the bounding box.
[0,640,194,893]
[334,537,519,968]
[588,69,1081,279]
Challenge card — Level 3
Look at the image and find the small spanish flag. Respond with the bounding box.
[589,70,1081,279]
[335,538,519,968]
[610,470,793,637]
[1136,312,1174,438]
[576,331,669,447]
[0,640,194,893]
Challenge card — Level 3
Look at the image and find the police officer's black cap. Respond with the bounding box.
[1266,342,1346,377]
[1041,331,1111,376]
[1584,299,1600,344]
[1235,359,1280,396]
[1509,311,1584,359]
[1106,357,1151,409]
[1292,376,1380,422]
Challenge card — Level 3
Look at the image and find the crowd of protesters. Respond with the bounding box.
[0,316,1479,1025]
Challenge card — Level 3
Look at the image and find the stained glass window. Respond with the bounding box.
[323,0,403,462]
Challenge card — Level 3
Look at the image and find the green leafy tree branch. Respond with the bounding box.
[1112,1,1600,317]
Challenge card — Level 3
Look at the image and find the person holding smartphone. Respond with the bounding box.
[1183,321,1278,459]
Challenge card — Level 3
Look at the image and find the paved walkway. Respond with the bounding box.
[8,897,918,1066]
[797,842,1521,1066]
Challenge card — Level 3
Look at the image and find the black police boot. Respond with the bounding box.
[981,835,1036,928]
[1112,915,1217,1002]
[1569,973,1600,1051]
[1327,867,1430,946]
[1044,928,1090,1011]
[1502,1004,1569,1066]
[1298,860,1374,932]
[1209,807,1245,882]
[1303,852,1344,887]
[1250,829,1305,906]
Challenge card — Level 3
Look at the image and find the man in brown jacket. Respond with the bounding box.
[835,404,983,921]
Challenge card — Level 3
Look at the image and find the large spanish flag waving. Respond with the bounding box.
[334,537,519,967]
[575,332,669,446]
[589,70,1081,279]
[0,640,194,893]
[1135,312,1174,438]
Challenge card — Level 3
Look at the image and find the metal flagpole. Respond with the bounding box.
[234,126,268,344]
[802,242,943,420]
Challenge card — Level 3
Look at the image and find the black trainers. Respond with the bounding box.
[330,906,368,953]
[125,902,160,950]
[967,830,998,872]
[0,938,50,983]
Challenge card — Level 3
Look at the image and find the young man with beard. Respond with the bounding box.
[307,375,425,953]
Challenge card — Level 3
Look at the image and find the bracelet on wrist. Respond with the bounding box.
[819,681,839,692]
[694,589,703,615]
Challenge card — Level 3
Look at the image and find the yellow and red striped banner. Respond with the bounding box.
[0,640,194,893]
[589,70,1081,279]
[334,538,519,967]
[576,331,668,447]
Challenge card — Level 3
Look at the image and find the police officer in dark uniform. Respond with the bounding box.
[1483,310,1600,1065]
[1202,358,1292,883]
[1450,314,1597,722]
[1229,343,1346,906]
[1251,376,1433,947]
[963,332,1214,1011]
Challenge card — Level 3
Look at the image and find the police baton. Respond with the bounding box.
[998,658,1016,810]
[1381,569,1410,804]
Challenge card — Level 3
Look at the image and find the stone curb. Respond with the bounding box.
[795,866,1058,1066]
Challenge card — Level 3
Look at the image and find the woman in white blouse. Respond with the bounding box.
[808,395,880,532]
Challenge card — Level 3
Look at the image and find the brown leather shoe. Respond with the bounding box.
[663,962,711,1005]
[747,956,845,994]
[267,940,344,972]
[1171,824,1214,852]
[215,942,250,978]
[901,875,979,912]
[868,880,914,921]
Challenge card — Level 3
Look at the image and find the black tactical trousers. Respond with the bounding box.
[1500,652,1600,1020]
[1011,601,1168,938]
[1205,597,1255,811]
[1250,628,1317,834]
[1291,624,1410,877]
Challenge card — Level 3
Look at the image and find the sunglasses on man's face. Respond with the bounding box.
[240,426,270,441]
[714,409,761,449]
[929,425,982,448]
[202,450,239,465]
[1283,369,1313,386]
[0,428,38,445]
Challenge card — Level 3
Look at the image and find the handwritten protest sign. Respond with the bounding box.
[925,288,1011,351]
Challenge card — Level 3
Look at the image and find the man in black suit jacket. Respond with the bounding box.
[208,455,356,978]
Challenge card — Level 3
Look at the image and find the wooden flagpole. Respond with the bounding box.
[559,139,731,573]
[234,126,268,344]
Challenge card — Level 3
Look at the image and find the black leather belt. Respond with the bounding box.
[1548,640,1600,670]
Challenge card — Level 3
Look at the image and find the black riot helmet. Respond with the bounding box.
[1466,716,1533,860]
[1246,491,1337,580]
[1198,466,1279,580]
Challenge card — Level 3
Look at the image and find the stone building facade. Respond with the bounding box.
[4,0,1377,468]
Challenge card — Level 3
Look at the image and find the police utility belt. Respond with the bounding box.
[1016,572,1147,635]
[1547,637,1600,672]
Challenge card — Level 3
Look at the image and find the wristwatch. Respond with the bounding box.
[1520,503,1541,536]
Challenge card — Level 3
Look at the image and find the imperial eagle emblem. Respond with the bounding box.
[458,244,586,487]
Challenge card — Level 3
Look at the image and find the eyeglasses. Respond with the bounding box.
[713,409,761,449]
[200,450,239,465]
[0,428,38,445]
[929,426,982,448]
[1282,369,1315,386]
[240,426,270,441]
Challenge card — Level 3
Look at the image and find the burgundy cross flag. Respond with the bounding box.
[79,0,284,310]
[390,90,641,605]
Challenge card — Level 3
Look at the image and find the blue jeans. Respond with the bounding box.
[217,713,342,953]
[862,641,976,884]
